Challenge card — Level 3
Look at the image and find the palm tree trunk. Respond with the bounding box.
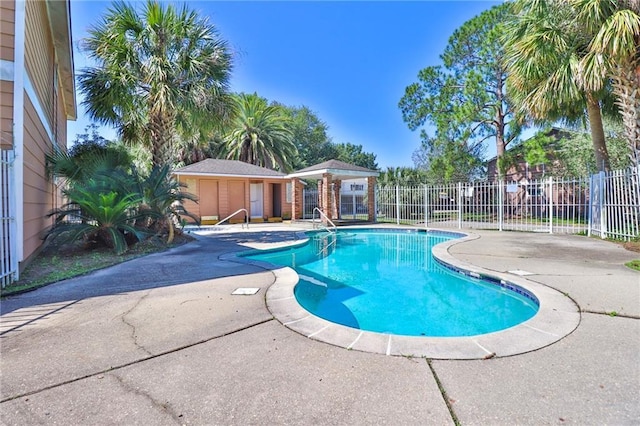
[610,64,640,167]
[586,92,610,172]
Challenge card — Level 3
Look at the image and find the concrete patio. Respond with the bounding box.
[1,224,638,425]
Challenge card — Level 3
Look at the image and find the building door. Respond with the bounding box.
[250,183,263,218]
[199,180,218,217]
[272,183,282,217]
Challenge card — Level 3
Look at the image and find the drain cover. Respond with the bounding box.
[232,287,260,295]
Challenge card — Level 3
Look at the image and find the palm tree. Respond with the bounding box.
[574,0,640,166]
[219,93,296,172]
[79,0,234,168]
[504,0,614,171]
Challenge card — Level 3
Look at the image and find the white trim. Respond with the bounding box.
[173,171,287,180]
[0,59,14,81]
[24,71,55,143]
[13,0,26,262]
[287,168,379,179]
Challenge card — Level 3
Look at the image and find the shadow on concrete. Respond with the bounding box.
[0,231,306,316]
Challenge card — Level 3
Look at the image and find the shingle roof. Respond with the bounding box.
[294,159,377,174]
[174,159,286,177]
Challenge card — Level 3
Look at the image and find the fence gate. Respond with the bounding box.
[1,150,17,287]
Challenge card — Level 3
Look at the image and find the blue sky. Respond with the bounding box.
[68,1,501,169]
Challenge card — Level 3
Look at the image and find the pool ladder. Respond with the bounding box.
[312,207,337,257]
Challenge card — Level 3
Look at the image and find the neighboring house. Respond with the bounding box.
[173,159,294,223]
[486,128,568,182]
[1,0,76,284]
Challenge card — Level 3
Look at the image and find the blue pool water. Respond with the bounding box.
[246,230,538,337]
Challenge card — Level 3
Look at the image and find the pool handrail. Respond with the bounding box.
[312,207,337,233]
[216,208,249,229]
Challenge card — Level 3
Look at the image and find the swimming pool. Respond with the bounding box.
[246,229,539,337]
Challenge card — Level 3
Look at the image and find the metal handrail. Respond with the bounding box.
[312,207,337,233]
[216,208,249,229]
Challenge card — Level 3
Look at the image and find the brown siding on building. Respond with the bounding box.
[0,0,15,62]
[24,0,54,130]
[22,95,54,263]
[1,80,13,149]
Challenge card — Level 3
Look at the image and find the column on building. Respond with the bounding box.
[291,178,302,220]
[332,179,341,220]
[367,176,376,222]
[321,173,332,223]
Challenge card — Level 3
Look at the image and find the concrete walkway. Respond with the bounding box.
[1,224,638,425]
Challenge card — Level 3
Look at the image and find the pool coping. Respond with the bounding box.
[225,228,581,360]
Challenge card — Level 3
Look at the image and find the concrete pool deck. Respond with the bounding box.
[1,223,638,424]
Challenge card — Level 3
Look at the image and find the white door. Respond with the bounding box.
[250,183,263,218]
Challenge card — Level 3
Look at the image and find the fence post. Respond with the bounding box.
[548,177,553,234]
[395,185,400,226]
[498,180,504,231]
[424,184,429,229]
[457,182,463,229]
[599,171,606,239]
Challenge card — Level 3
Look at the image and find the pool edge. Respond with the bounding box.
[234,227,581,360]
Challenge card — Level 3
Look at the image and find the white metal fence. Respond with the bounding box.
[376,166,639,241]
[1,150,17,288]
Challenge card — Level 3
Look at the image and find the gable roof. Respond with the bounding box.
[287,159,379,180]
[173,159,286,178]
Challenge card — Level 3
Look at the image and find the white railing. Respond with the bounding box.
[216,208,249,229]
[312,207,337,233]
[589,166,640,240]
[375,167,640,241]
[1,150,17,288]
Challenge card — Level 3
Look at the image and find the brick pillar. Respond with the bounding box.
[333,179,341,220]
[321,173,332,223]
[367,176,376,222]
[291,178,303,220]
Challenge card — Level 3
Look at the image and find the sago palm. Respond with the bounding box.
[219,93,296,172]
[46,181,151,254]
[134,164,199,243]
[79,0,234,167]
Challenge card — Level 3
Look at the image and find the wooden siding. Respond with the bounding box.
[0,0,15,62]
[24,0,54,131]
[178,175,292,222]
[0,80,12,149]
[22,95,54,263]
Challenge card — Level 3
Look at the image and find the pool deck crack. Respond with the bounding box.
[0,318,275,403]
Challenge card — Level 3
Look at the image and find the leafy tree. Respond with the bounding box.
[278,104,336,169]
[218,93,296,172]
[46,137,132,186]
[574,0,640,166]
[79,0,234,167]
[399,3,522,175]
[333,143,378,170]
[504,0,618,171]
[378,167,429,186]
[413,135,485,183]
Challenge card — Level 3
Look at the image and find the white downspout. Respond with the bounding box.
[13,0,26,266]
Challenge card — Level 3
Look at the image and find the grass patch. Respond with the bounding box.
[1,233,193,297]
[625,259,640,271]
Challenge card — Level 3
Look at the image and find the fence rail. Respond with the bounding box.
[302,166,639,241]
[1,150,17,288]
